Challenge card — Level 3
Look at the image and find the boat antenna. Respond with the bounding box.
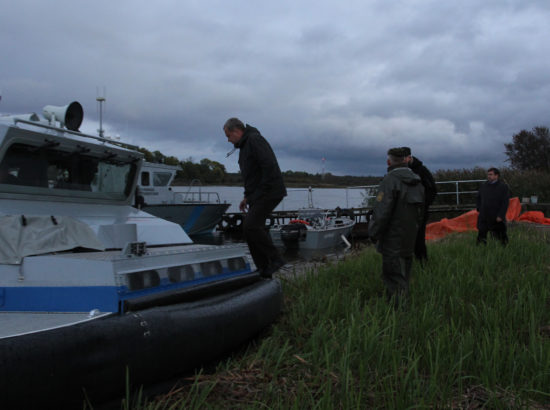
[96,87,106,138]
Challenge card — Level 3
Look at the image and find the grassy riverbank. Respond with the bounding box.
[132,225,550,409]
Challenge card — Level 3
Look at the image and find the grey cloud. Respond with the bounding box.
[2,0,550,177]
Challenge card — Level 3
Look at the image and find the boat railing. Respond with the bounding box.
[174,191,222,204]
[174,180,222,203]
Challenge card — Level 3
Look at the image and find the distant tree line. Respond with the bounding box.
[138,148,228,185]
[138,125,550,203]
[281,170,380,187]
[137,147,380,187]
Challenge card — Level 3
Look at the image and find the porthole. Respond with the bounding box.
[227,257,246,271]
[127,270,160,290]
[168,265,195,283]
[200,261,223,277]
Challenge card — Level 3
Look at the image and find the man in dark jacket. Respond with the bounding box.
[368,148,425,306]
[403,147,437,263]
[223,118,287,278]
[476,167,509,245]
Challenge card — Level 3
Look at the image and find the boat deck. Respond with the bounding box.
[54,243,248,260]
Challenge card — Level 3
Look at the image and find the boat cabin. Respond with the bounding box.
[0,116,140,205]
[137,162,178,205]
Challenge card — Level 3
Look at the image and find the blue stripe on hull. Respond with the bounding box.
[0,269,254,312]
[0,286,120,312]
[183,205,205,232]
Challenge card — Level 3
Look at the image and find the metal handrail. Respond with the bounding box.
[343,179,486,207]
[276,179,487,211]
[174,190,222,204]
[182,179,202,202]
[13,118,140,151]
[433,179,485,205]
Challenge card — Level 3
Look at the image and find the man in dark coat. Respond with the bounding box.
[368,147,425,306]
[403,147,437,262]
[223,118,287,278]
[476,167,509,245]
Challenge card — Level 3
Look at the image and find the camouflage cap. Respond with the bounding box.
[387,147,410,157]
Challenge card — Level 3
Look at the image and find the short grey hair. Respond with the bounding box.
[388,154,408,166]
[223,117,245,131]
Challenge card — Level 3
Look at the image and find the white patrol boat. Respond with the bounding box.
[0,102,282,408]
[136,162,230,236]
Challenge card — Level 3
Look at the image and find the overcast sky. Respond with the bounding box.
[1,0,549,176]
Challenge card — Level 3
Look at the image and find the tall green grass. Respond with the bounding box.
[139,225,550,409]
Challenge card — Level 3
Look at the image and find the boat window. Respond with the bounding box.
[153,172,172,187]
[0,143,136,200]
[141,172,150,186]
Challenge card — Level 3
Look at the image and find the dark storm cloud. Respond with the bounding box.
[2,0,550,177]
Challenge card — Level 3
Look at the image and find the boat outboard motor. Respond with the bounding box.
[42,101,83,131]
[280,223,307,245]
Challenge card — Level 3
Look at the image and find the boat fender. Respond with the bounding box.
[289,219,310,225]
[227,214,243,227]
[226,214,236,228]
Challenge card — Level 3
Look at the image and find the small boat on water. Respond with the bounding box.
[136,161,230,236]
[0,101,282,408]
[270,189,355,249]
[271,208,355,249]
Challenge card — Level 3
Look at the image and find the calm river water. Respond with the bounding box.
[173,185,372,213]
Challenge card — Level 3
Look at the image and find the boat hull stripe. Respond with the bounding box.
[183,205,205,232]
[0,286,120,312]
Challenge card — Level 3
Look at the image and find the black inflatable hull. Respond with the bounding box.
[0,277,282,408]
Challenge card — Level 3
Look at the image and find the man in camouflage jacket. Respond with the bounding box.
[368,147,425,306]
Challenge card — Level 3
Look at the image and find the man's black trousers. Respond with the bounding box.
[243,196,283,271]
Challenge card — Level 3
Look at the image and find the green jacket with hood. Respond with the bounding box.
[368,165,425,257]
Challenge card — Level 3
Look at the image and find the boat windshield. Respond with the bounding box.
[297,209,324,220]
[153,171,172,187]
[0,142,137,201]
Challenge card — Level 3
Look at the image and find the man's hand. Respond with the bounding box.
[239,198,248,213]
[496,217,503,222]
